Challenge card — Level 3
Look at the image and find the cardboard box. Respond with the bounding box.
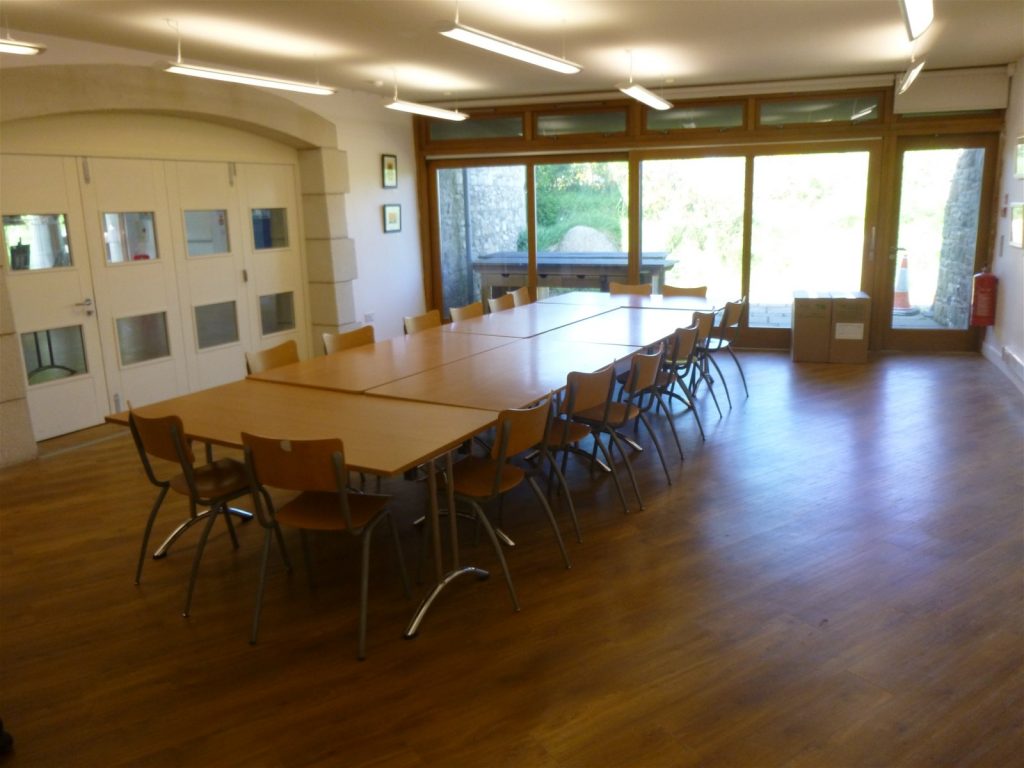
[792,291,832,362]
[829,291,871,363]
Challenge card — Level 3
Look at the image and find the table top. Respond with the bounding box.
[539,290,716,311]
[539,307,697,348]
[249,328,514,393]
[107,379,496,476]
[367,336,636,412]
[442,301,614,338]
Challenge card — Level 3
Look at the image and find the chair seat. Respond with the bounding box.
[575,401,639,426]
[169,457,249,500]
[448,456,524,498]
[276,490,389,531]
[547,417,590,447]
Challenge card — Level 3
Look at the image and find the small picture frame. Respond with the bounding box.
[1010,203,1023,247]
[383,204,401,233]
[382,154,398,188]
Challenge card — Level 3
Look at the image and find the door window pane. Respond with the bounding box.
[750,152,869,328]
[251,208,288,249]
[3,214,72,270]
[437,165,527,315]
[891,148,983,330]
[195,301,239,349]
[641,157,745,295]
[259,291,295,335]
[20,325,87,384]
[534,161,629,294]
[184,210,230,256]
[103,212,158,263]
[116,312,170,365]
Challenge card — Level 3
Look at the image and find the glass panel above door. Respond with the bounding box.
[184,210,230,256]
[3,213,72,270]
[103,212,158,263]
[251,208,288,249]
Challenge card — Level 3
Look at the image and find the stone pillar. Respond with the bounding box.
[0,264,37,466]
[298,148,359,353]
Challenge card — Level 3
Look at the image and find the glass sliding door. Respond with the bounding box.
[533,160,628,295]
[749,150,870,328]
[641,156,745,296]
[436,165,526,316]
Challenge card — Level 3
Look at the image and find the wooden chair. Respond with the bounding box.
[704,298,750,403]
[487,294,515,312]
[661,284,708,298]
[450,301,484,322]
[510,286,532,307]
[549,366,632,515]
[608,281,652,296]
[403,309,441,334]
[444,396,574,612]
[657,321,706,443]
[615,342,685,467]
[128,411,254,616]
[245,339,298,374]
[322,325,375,354]
[692,311,725,418]
[242,432,410,659]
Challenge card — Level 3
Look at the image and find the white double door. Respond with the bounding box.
[1,154,306,440]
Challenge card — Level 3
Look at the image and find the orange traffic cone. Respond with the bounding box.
[892,255,918,315]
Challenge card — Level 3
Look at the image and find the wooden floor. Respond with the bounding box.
[1,352,1022,767]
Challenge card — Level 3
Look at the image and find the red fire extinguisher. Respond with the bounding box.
[970,267,998,327]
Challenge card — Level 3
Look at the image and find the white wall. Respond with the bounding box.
[283,90,424,340]
[984,58,1024,393]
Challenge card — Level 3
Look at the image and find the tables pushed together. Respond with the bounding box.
[367,335,639,412]
[442,301,617,339]
[539,307,698,349]
[248,327,515,394]
[539,290,717,312]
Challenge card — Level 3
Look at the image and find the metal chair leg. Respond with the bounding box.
[528,477,571,569]
[472,502,520,612]
[136,485,168,584]
[183,504,220,617]
[249,528,274,644]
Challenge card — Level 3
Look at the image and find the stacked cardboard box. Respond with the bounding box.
[791,291,871,363]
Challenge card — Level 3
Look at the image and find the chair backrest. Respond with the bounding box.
[665,321,699,366]
[487,294,515,312]
[403,309,441,334]
[242,433,352,528]
[661,284,708,298]
[564,365,616,416]
[510,286,531,307]
[693,311,716,345]
[608,281,653,296]
[490,395,552,462]
[450,301,484,322]
[323,325,375,354]
[721,298,746,328]
[622,348,663,395]
[128,411,195,489]
[246,339,299,374]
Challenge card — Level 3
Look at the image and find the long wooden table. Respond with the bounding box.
[540,307,698,348]
[539,290,716,312]
[249,327,514,393]
[441,301,614,338]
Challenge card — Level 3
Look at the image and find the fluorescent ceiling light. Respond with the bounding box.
[441,22,581,74]
[385,98,467,121]
[618,82,672,110]
[165,62,335,95]
[900,0,934,41]
[897,59,925,95]
[0,37,45,55]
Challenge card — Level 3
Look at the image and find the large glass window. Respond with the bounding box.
[641,157,745,295]
[749,151,869,327]
[3,213,72,270]
[534,161,629,294]
[437,165,527,315]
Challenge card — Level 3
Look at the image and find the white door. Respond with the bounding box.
[78,157,189,411]
[237,163,309,358]
[166,161,251,390]
[0,155,110,439]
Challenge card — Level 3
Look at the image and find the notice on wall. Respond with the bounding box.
[834,322,864,340]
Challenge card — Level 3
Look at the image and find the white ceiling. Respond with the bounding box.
[3,1,1022,106]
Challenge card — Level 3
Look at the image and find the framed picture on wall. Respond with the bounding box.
[382,154,398,188]
[383,204,401,233]
[1010,203,1023,247]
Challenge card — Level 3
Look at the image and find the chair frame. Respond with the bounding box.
[691,311,726,418]
[704,298,750,403]
[658,321,706,443]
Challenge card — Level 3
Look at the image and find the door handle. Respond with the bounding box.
[74,298,94,316]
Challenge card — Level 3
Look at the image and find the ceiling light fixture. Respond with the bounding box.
[0,36,45,55]
[440,8,581,74]
[617,51,672,110]
[384,83,467,121]
[899,0,934,41]
[163,20,334,95]
[897,56,925,95]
